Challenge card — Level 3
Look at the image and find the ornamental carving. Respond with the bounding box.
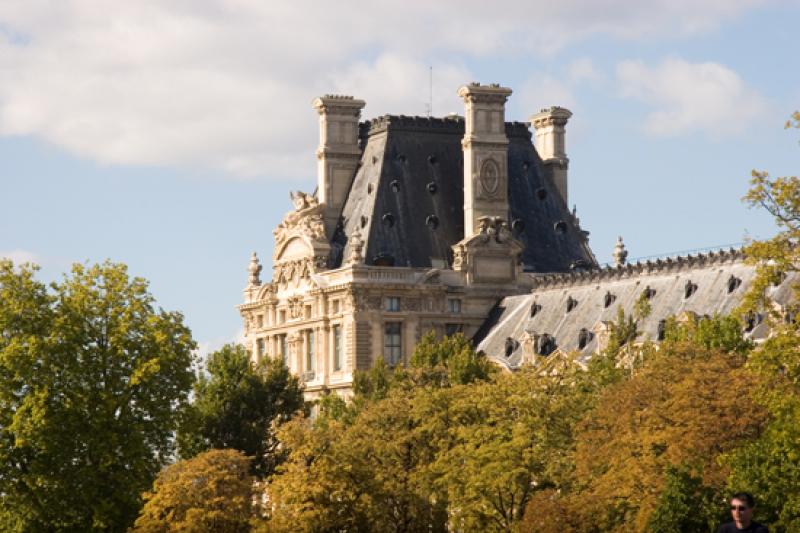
[274,191,326,251]
[479,158,500,198]
[401,298,421,312]
[477,216,512,243]
[451,216,523,282]
[352,290,382,311]
[287,296,304,319]
[272,190,332,283]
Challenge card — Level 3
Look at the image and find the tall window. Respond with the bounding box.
[384,322,402,365]
[256,338,266,360]
[280,334,288,366]
[333,325,343,371]
[447,298,462,314]
[385,297,400,312]
[306,330,315,372]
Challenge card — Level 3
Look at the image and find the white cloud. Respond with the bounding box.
[0,1,768,179]
[330,55,471,118]
[616,57,767,137]
[515,58,606,119]
[0,249,39,265]
[517,75,578,117]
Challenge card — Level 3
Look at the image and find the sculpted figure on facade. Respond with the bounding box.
[274,191,326,249]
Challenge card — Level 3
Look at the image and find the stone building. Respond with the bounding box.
[238,82,790,398]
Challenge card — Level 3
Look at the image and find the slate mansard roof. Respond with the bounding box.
[328,115,596,272]
[476,249,798,369]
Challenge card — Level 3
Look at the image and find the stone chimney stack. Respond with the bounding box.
[312,95,366,237]
[530,106,572,206]
[457,83,513,238]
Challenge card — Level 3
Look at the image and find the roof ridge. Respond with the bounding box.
[528,247,746,290]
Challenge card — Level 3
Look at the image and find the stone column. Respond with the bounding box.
[457,83,513,238]
[530,107,572,206]
[312,95,366,238]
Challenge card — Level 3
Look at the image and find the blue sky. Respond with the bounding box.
[1,1,798,355]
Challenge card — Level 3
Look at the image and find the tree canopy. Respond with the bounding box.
[178,343,304,478]
[0,261,196,532]
[133,449,255,533]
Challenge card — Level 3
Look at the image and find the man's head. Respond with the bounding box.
[730,492,755,527]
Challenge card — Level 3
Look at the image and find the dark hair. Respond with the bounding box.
[730,492,755,508]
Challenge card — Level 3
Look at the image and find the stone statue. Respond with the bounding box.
[274,190,326,245]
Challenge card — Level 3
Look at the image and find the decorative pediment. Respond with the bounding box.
[273,191,332,284]
[452,216,523,284]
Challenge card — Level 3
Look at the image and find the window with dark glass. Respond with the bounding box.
[385,297,400,312]
[445,323,463,336]
[447,298,462,313]
[384,322,402,365]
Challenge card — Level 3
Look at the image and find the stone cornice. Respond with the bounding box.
[528,247,746,290]
[530,106,572,129]
[457,82,513,104]
[312,94,365,116]
[358,116,532,141]
[362,114,465,136]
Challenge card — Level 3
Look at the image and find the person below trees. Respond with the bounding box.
[718,493,768,532]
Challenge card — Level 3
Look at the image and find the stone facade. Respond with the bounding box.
[238,82,781,399]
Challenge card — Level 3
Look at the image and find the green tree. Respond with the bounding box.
[569,344,766,532]
[723,112,800,531]
[263,392,447,533]
[408,331,495,386]
[352,332,495,404]
[647,464,723,533]
[724,327,800,531]
[133,449,255,533]
[741,111,800,315]
[178,343,304,478]
[0,261,196,532]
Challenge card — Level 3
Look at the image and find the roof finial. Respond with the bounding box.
[613,236,628,267]
[248,251,262,286]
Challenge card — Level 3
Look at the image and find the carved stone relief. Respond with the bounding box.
[478,158,500,198]
[287,296,304,319]
[401,298,421,312]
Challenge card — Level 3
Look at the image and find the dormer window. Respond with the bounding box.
[727,275,742,293]
[684,280,698,299]
[504,337,518,358]
[577,328,592,350]
[566,296,578,313]
[536,334,556,356]
[604,291,616,308]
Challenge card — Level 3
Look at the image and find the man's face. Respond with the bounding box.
[730,498,753,526]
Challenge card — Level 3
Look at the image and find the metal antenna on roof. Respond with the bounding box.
[429,66,433,117]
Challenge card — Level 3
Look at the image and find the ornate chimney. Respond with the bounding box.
[457,83,513,239]
[312,95,366,238]
[530,106,572,206]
